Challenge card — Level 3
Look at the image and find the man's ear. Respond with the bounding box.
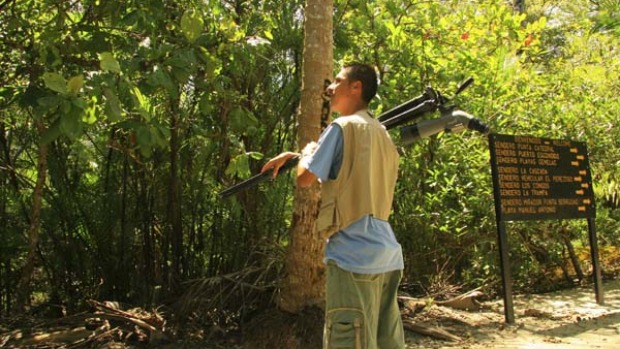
[351,80,363,97]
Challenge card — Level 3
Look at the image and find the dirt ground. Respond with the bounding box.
[2,280,619,348]
[405,279,620,349]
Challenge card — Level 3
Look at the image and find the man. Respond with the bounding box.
[261,63,405,349]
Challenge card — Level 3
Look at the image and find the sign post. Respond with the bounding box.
[488,133,603,323]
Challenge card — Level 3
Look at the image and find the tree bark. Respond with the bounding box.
[278,0,333,313]
[16,119,48,311]
[560,228,585,282]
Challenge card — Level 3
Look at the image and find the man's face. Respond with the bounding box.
[326,68,359,115]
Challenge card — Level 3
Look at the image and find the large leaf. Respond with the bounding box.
[131,86,151,121]
[40,118,63,145]
[147,68,177,97]
[67,74,84,94]
[59,103,84,139]
[99,52,121,73]
[180,10,204,43]
[37,95,62,109]
[103,88,123,122]
[135,124,153,157]
[42,72,67,94]
[229,107,258,133]
[225,153,251,179]
[82,100,98,125]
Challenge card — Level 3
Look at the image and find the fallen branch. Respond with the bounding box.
[436,289,484,311]
[402,319,461,342]
[7,324,113,347]
[398,296,429,315]
[87,300,167,343]
[64,326,120,349]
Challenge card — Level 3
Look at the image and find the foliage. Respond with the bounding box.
[0,0,619,322]
[331,0,620,292]
[0,0,304,312]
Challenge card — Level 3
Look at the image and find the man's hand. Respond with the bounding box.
[261,152,300,179]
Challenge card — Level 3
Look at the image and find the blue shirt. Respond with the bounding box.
[299,124,404,274]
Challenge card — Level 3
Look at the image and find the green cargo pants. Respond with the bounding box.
[323,261,405,349]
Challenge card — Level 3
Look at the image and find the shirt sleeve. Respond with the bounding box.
[299,124,343,182]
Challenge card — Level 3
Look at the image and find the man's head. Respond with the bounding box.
[327,63,378,115]
[342,63,378,103]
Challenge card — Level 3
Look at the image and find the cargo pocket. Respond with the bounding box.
[325,308,365,349]
[316,202,340,239]
[317,200,339,235]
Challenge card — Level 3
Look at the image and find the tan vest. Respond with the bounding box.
[316,110,400,236]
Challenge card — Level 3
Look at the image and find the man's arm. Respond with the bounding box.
[260,151,299,178]
[297,166,317,188]
[260,152,318,188]
[262,123,341,189]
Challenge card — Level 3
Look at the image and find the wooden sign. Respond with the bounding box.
[489,133,595,221]
[488,133,602,324]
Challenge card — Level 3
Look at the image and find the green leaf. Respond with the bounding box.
[135,124,154,157]
[225,153,251,179]
[247,151,263,160]
[59,107,83,139]
[229,107,258,133]
[171,66,191,84]
[71,97,87,109]
[83,104,97,125]
[150,124,168,148]
[103,88,122,122]
[147,68,176,96]
[181,10,204,43]
[67,75,84,93]
[220,19,244,41]
[131,86,151,121]
[41,119,63,145]
[42,72,67,94]
[136,124,152,146]
[37,96,62,109]
[198,48,222,78]
[99,52,121,73]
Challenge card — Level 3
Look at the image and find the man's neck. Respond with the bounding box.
[338,101,368,116]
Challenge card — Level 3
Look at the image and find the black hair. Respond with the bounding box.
[343,63,378,104]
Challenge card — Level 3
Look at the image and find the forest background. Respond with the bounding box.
[1,0,619,344]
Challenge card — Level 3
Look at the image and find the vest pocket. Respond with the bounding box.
[325,308,365,349]
[317,200,339,237]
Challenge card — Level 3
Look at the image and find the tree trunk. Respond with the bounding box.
[560,229,586,282]
[278,0,333,313]
[16,119,48,311]
[167,101,183,293]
